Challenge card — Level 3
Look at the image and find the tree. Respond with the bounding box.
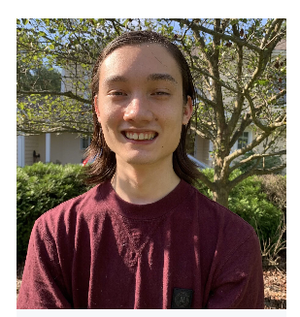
[159,18,286,207]
[17,18,286,207]
[18,63,61,92]
[17,18,136,135]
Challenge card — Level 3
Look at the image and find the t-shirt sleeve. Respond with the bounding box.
[206,230,264,309]
[17,216,72,309]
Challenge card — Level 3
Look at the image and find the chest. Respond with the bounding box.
[68,213,215,308]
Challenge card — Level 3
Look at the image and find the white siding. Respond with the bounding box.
[50,133,86,164]
[24,135,40,166]
[194,136,211,166]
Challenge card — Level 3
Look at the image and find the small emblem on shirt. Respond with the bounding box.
[171,288,193,308]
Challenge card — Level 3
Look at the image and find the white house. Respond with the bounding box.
[17,133,90,167]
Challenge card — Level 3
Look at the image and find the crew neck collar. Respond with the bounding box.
[97,179,193,220]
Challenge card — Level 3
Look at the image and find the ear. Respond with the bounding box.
[182,96,193,125]
[94,95,101,124]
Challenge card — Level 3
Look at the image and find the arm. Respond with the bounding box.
[17,218,72,309]
[206,231,264,309]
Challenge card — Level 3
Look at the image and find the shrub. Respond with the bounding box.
[195,169,284,248]
[194,168,214,199]
[17,163,90,263]
[258,214,286,267]
[257,174,286,213]
[228,174,283,244]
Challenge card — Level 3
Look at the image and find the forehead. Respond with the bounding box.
[99,44,182,84]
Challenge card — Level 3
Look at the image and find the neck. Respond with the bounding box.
[111,159,180,205]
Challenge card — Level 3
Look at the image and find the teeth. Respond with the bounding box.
[125,132,156,140]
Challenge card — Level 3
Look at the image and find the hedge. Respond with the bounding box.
[17,162,91,263]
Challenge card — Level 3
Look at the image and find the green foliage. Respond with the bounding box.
[228,174,283,244]
[17,163,91,263]
[17,18,130,136]
[17,63,61,92]
[195,169,284,246]
[194,168,214,199]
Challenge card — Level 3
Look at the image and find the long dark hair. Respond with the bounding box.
[85,30,201,186]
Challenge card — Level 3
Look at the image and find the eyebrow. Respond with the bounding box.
[103,75,127,85]
[147,73,178,84]
[104,73,178,85]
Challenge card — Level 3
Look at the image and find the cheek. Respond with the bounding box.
[163,106,185,126]
[101,114,117,132]
[98,102,122,126]
[162,112,184,141]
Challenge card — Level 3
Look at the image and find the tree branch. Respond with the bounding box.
[193,65,240,94]
[173,18,263,54]
[229,112,252,148]
[194,172,217,192]
[243,24,285,94]
[18,90,91,104]
[261,19,285,50]
[228,162,286,190]
[225,131,271,165]
[190,125,214,141]
[225,22,246,135]
[229,150,286,174]
[17,125,92,136]
[244,89,286,133]
[196,93,218,109]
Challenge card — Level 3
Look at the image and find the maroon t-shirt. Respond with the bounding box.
[17,180,264,309]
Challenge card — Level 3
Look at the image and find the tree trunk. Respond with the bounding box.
[213,151,230,209]
[213,141,230,209]
[213,185,230,209]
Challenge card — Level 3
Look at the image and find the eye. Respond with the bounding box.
[151,90,171,97]
[108,90,127,97]
[155,91,170,95]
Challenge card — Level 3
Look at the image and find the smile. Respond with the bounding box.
[124,131,157,141]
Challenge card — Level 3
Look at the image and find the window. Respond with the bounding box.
[237,132,249,149]
[80,137,91,150]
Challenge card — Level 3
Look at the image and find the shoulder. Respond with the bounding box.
[33,182,110,235]
[183,183,261,272]
[183,182,257,243]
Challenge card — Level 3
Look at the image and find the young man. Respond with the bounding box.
[17,31,264,309]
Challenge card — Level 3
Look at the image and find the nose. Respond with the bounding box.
[123,95,154,123]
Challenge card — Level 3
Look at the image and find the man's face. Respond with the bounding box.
[95,44,192,168]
